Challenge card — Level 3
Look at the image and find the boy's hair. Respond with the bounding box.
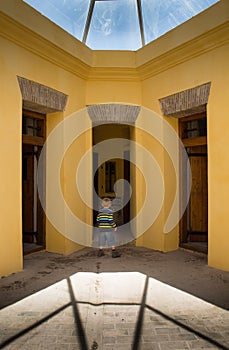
[101,197,112,207]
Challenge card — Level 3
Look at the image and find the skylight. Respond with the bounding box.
[23,0,219,51]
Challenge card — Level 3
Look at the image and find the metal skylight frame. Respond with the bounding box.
[136,0,145,47]
[82,0,145,47]
[82,0,96,43]
[22,0,220,50]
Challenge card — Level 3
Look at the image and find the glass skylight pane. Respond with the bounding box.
[141,0,219,45]
[23,0,91,41]
[86,0,142,50]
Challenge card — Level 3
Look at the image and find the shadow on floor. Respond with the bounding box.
[0,244,228,311]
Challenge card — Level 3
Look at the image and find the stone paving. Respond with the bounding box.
[0,271,228,350]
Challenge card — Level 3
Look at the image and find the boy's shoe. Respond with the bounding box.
[98,249,105,257]
[112,250,121,258]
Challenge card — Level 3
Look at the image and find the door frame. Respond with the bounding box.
[92,124,131,226]
[22,110,46,252]
[179,113,208,253]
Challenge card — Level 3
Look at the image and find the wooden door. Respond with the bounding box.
[22,144,45,245]
[22,144,35,241]
[123,150,130,224]
[22,110,46,248]
[179,114,208,248]
[188,146,208,241]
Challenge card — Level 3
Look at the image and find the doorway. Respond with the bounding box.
[92,124,131,227]
[179,113,208,253]
[22,110,46,255]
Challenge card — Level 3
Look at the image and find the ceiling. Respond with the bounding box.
[23,0,219,51]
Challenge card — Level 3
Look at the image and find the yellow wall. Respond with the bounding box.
[0,0,229,275]
[46,112,91,254]
[0,56,23,276]
[139,43,229,269]
[61,125,93,250]
[0,21,88,275]
[86,81,141,106]
[133,110,178,251]
[207,49,229,270]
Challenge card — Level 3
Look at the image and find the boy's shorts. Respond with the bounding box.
[98,231,115,247]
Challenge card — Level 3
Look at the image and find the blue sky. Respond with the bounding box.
[23,0,219,50]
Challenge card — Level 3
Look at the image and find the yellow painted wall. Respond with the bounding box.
[44,84,91,255]
[0,23,88,275]
[61,125,93,250]
[134,110,178,251]
[207,48,229,271]
[46,112,91,254]
[86,81,141,106]
[0,55,23,276]
[140,35,229,269]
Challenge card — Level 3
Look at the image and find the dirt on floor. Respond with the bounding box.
[0,246,228,310]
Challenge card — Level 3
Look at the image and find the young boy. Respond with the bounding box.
[96,197,121,258]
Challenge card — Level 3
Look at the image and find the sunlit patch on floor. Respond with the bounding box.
[0,272,228,349]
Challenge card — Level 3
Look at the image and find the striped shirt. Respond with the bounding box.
[96,208,116,231]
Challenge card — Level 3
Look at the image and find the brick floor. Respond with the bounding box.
[1,247,229,350]
[0,271,228,349]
